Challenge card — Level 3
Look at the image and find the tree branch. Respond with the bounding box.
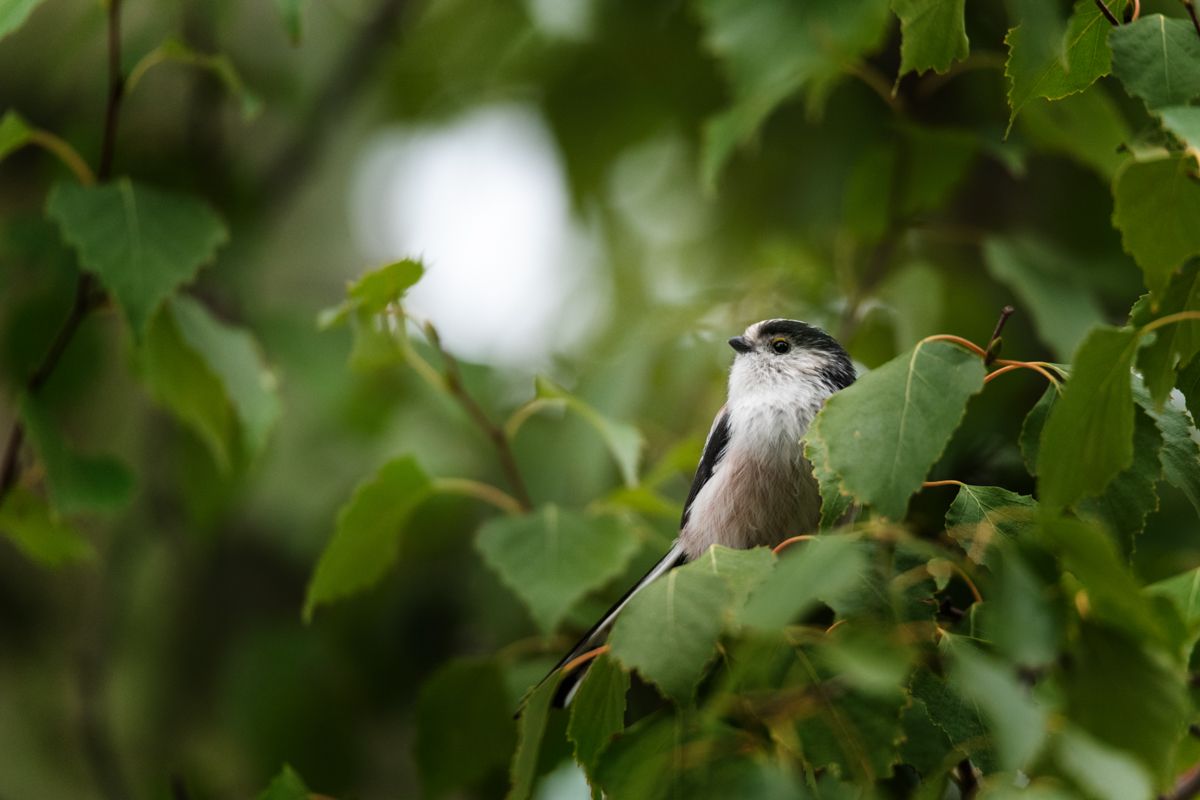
[422,323,533,512]
[0,0,124,503]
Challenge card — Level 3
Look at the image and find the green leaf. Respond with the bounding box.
[1042,517,1166,643]
[1161,105,1200,155]
[809,436,855,529]
[255,764,309,800]
[1110,15,1200,111]
[949,642,1048,771]
[1179,357,1200,423]
[697,0,892,188]
[1140,396,1200,517]
[319,259,425,328]
[810,340,986,519]
[19,396,134,514]
[319,260,425,372]
[911,669,992,765]
[1005,0,1120,131]
[983,235,1106,360]
[592,712,680,800]
[415,658,516,798]
[126,38,261,120]
[508,668,561,800]
[138,305,237,470]
[1063,624,1189,782]
[1146,566,1200,627]
[945,484,1037,565]
[739,535,868,630]
[0,488,93,566]
[1036,326,1139,509]
[981,545,1061,667]
[793,682,906,782]
[0,0,44,41]
[169,296,280,460]
[695,544,776,609]
[275,0,304,43]
[818,623,915,696]
[1131,266,1200,404]
[535,377,642,487]
[1078,404,1163,549]
[1113,156,1200,299]
[475,506,640,634]
[567,654,628,774]
[608,558,730,700]
[1054,727,1154,800]
[303,457,432,621]
[892,0,969,79]
[1020,383,1058,474]
[0,109,32,162]
[900,697,956,776]
[1017,87,1131,179]
[46,179,228,336]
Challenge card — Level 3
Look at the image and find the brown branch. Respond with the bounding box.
[1095,0,1121,26]
[0,0,124,502]
[423,323,533,511]
[98,0,125,180]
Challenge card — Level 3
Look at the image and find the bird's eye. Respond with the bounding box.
[771,339,791,354]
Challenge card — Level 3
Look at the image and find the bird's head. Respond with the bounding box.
[727,319,855,401]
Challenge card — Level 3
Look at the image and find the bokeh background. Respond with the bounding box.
[1,0,1195,797]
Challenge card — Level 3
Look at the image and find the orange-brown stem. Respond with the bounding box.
[773,534,817,555]
[560,645,610,676]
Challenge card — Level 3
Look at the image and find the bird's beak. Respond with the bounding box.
[728,336,752,354]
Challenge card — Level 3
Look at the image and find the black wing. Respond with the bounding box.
[680,406,732,529]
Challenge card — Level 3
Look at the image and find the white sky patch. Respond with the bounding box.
[351,105,604,369]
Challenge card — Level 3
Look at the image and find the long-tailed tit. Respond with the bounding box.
[545,319,856,707]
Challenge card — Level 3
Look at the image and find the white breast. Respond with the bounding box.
[679,386,823,559]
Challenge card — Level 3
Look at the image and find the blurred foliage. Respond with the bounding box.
[3,0,1200,798]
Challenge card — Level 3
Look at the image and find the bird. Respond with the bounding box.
[543,318,856,708]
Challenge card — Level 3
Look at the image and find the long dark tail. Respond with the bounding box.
[544,542,687,708]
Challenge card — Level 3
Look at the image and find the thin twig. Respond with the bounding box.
[561,644,609,676]
[1131,0,1141,22]
[1139,310,1200,336]
[26,130,96,185]
[430,477,522,515]
[98,0,125,180]
[773,534,817,555]
[0,0,123,501]
[921,479,964,489]
[984,305,1014,366]
[984,361,1061,386]
[1184,0,1200,40]
[422,323,533,511]
[1095,0,1121,26]
[919,334,988,358]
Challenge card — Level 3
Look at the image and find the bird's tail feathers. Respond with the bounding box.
[535,541,686,710]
